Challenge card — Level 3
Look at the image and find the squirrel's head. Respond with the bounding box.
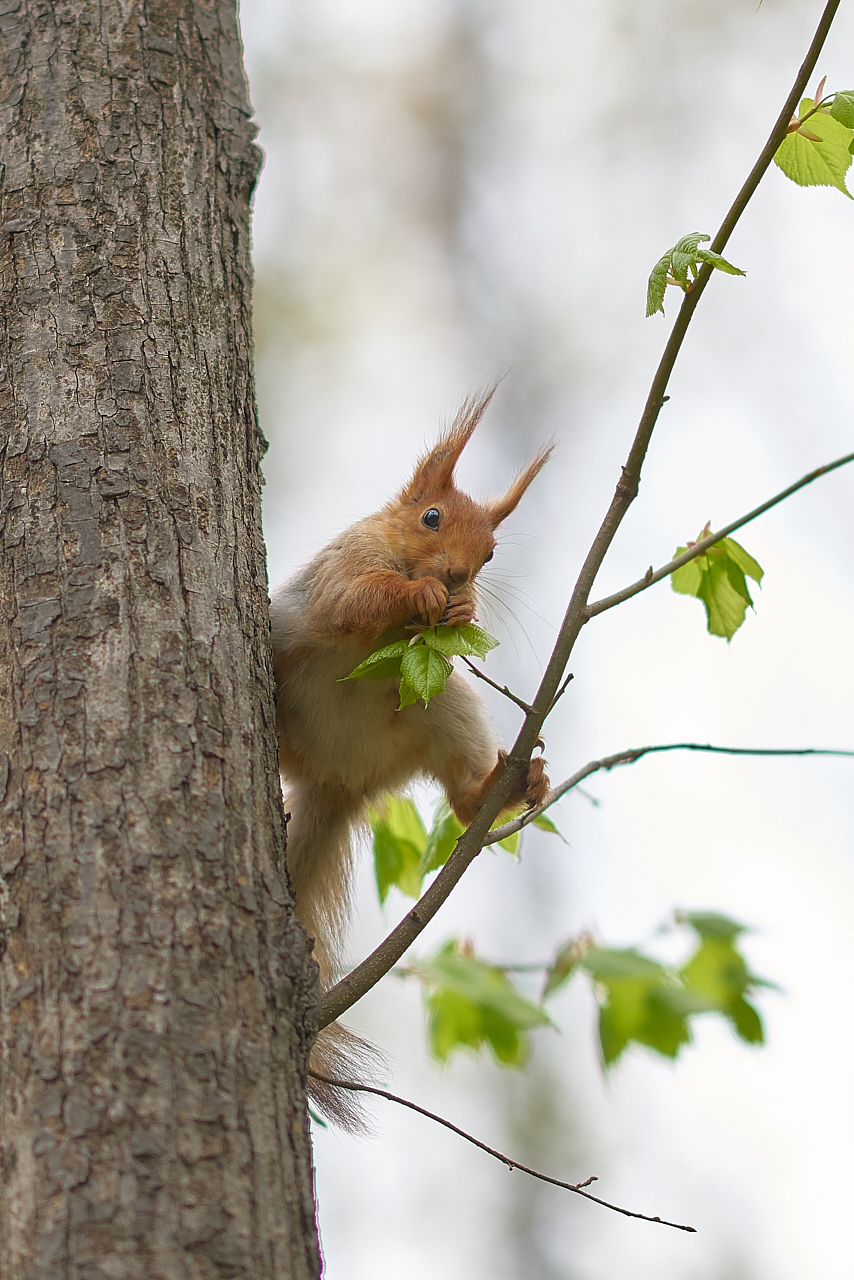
[387,388,552,591]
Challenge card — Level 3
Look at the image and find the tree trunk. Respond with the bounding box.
[0,2,321,1275]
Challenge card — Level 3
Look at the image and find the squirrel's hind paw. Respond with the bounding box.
[524,755,549,809]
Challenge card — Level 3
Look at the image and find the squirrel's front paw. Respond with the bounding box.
[410,577,449,626]
[441,595,477,627]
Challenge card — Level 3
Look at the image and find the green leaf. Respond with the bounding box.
[420,796,549,877]
[532,812,566,840]
[583,948,696,1065]
[341,639,407,682]
[420,799,466,875]
[728,996,764,1045]
[695,248,746,276]
[774,98,853,198]
[400,643,452,707]
[421,623,500,659]
[583,947,666,982]
[456,623,501,659]
[829,90,854,129]
[542,937,586,999]
[646,233,745,317]
[679,910,747,941]
[572,919,773,1067]
[646,253,671,317]
[680,936,767,1046]
[421,941,552,1066]
[368,797,427,903]
[671,535,764,641]
[396,676,421,711]
[496,829,520,855]
[597,976,692,1064]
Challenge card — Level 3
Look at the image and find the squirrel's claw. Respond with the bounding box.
[440,595,477,627]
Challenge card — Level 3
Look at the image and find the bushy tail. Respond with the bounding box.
[284,781,383,1130]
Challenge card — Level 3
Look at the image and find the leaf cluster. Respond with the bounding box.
[368,796,561,905]
[343,623,499,710]
[774,87,854,198]
[408,913,772,1071]
[646,233,744,318]
[671,530,763,641]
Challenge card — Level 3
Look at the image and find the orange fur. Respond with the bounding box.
[271,390,551,1126]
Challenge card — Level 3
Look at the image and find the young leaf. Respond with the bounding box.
[678,910,747,941]
[496,828,520,855]
[420,798,466,875]
[695,248,746,275]
[581,948,700,1064]
[420,793,563,877]
[646,233,745,317]
[774,98,853,198]
[341,639,407,682]
[420,941,552,1066]
[680,935,767,1046]
[343,623,501,710]
[400,643,452,707]
[396,676,422,711]
[421,623,500,659]
[829,89,854,130]
[368,797,427,903]
[671,534,764,641]
[533,812,566,840]
[646,253,671,318]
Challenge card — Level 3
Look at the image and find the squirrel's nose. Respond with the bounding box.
[447,566,469,586]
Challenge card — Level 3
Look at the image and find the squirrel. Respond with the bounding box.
[270,389,551,1126]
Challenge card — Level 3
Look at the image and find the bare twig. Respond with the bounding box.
[549,670,575,711]
[484,742,854,844]
[461,656,533,714]
[309,1072,696,1233]
[587,449,854,619]
[318,1,843,1032]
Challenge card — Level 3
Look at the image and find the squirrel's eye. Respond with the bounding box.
[421,508,441,530]
[484,550,494,563]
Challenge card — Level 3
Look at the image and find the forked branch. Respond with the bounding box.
[588,448,854,620]
[485,742,854,845]
[318,0,843,1031]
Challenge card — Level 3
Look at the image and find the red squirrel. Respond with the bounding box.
[270,390,551,1123]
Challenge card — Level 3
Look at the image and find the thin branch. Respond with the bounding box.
[588,449,854,619]
[318,1,843,1031]
[549,670,575,711]
[484,742,854,844]
[308,1072,696,1234]
[461,656,533,714]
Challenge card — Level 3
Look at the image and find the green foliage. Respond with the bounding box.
[342,623,499,709]
[829,89,854,131]
[369,797,427,904]
[774,95,854,198]
[671,528,763,641]
[646,233,745,317]
[371,794,564,902]
[539,913,771,1067]
[419,941,552,1065]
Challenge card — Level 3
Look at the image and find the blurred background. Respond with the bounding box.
[239,0,854,1275]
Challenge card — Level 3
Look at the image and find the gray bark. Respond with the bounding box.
[0,1,321,1276]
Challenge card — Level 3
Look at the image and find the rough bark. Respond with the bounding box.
[0,1,321,1275]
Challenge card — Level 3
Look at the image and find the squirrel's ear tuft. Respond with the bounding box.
[401,387,496,500]
[487,443,553,528]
